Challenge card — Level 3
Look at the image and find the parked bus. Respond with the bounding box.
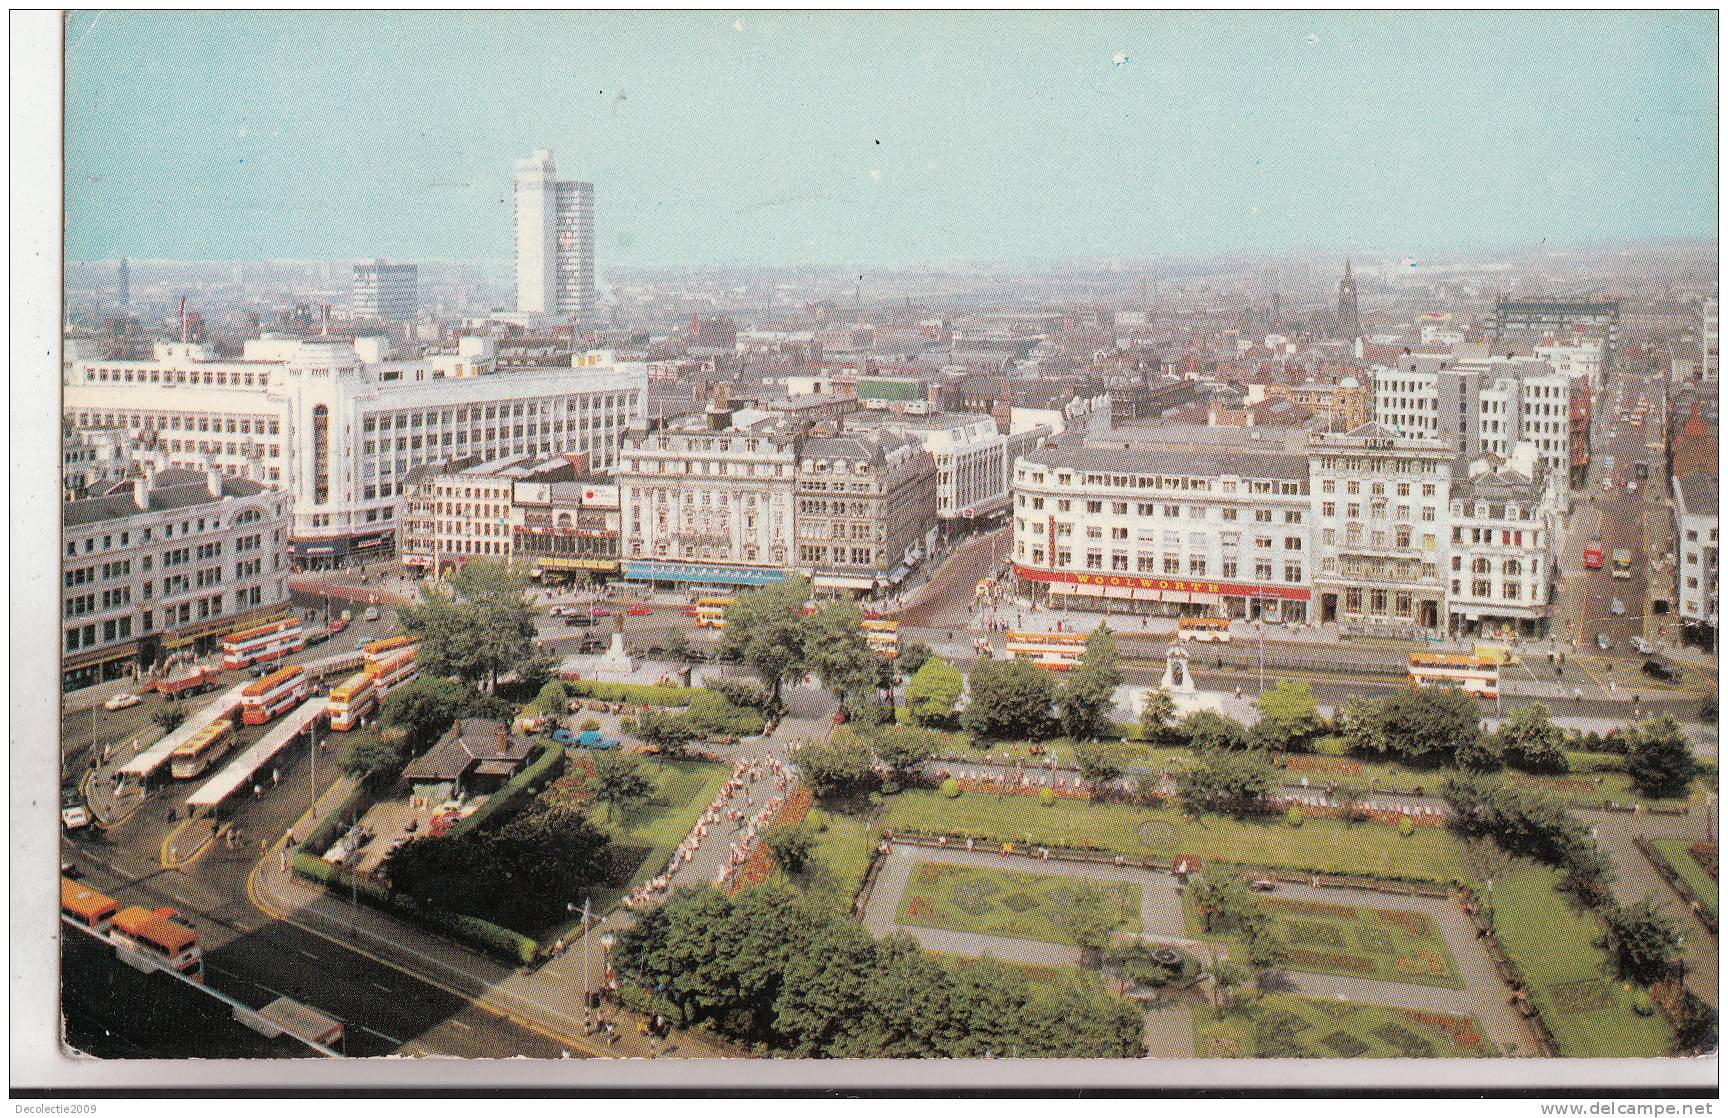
[1407,652,1499,698]
[693,596,735,629]
[361,635,418,671]
[110,905,203,981]
[1582,544,1604,570]
[325,670,378,732]
[369,649,419,695]
[1611,548,1634,579]
[222,618,304,670]
[240,665,308,726]
[1176,617,1232,643]
[169,719,236,779]
[1003,631,1089,671]
[861,618,901,659]
[61,877,119,935]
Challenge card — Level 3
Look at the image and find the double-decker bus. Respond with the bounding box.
[1611,548,1634,579]
[370,649,419,695]
[693,596,735,629]
[169,719,236,779]
[222,618,304,670]
[862,618,901,659]
[110,906,203,981]
[1003,631,1089,671]
[1176,617,1232,643]
[326,670,378,732]
[361,635,418,671]
[1406,652,1499,698]
[62,877,119,935]
[1582,544,1604,570]
[240,665,308,726]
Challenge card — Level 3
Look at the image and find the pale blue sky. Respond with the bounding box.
[65,10,1718,266]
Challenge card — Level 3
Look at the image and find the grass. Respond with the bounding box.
[584,756,730,915]
[895,861,1141,946]
[1193,994,1496,1058]
[880,789,1469,881]
[1650,839,1719,920]
[939,738,1180,770]
[1181,891,1463,989]
[1488,863,1673,1058]
[771,805,878,911]
[1275,750,1700,810]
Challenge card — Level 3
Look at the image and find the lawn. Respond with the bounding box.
[895,861,1142,946]
[1650,839,1719,920]
[1194,994,1496,1058]
[1181,891,1463,989]
[1489,863,1673,1058]
[584,756,730,916]
[881,789,1469,881]
[1276,751,1700,810]
[771,805,878,912]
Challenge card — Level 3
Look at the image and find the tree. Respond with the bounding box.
[398,560,540,693]
[1137,688,1177,742]
[1057,627,1121,742]
[586,752,653,822]
[804,602,883,707]
[869,724,937,782]
[532,679,571,720]
[1496,702,1569,773]
[764,823,817,874]
[719,576,813,702]
[792,737,878,800]
[151,707,186,734]
[340,732,404,781]
[1623,714,1700,799]
[1250,680,1325,753]
[960,658,1056,742]
[634,708,700,756]
[904,655,965,728]
[379,675,468,753]
[663,627,690,662]
[1599,898,1687,986]
[1074,741,1125,789]
[1202,955,1250,1020]
[1176,748,1276,815]
[1056,883,1128,963]
[897,641,934,678]
[1343,686,1482,766]
[1187,871,1263,938]
[1180,709,1250,752]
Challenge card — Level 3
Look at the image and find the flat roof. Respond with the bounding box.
[186,698,328,809]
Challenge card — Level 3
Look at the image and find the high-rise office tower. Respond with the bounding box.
[117,257,129,309]
[1336,259,1360,341]
[353,259,419,321]
[514,148,595,324]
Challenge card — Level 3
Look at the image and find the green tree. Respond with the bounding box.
[869,724,938,781]
[662,627,690,662]
[1496,702,1569,773]
[1056,627,1122,742]
[379,675,468,753]
[1343,686,1483,766]
[1623,714,1700,798]
[1176,748,1276,815]
[1250,680,1326,753]
[764,822,817,874]
[1202,955,1250,1020]
[960,658,1056,742]
[1057,882,1129,964]
[897,641,934,678]
[634,708,700,756]
[1599,898,1687,986]
[904,655,965,727]
[1137,688,1177,742]
[151,707,186,734]
[803,601,884,708]
[719,576,813,703]
[792,736,879,799]
[340,731,404,781]
[532,678,571,720]
[1074,741,1126,789]
[397,560,540,693]
[586,751,653,822]
[1186,870,1265,938]
[1180,709,1250,752]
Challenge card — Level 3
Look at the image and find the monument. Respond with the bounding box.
[594,611,635,677]
[1127,644,1225,721]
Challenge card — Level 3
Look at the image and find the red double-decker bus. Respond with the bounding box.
[240,665,308,725]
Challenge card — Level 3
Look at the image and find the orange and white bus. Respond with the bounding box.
[110,905,203,981]
[1407,652,1499,699]
[222,618,304,670]
[862,618,901,659]
[693,596,735,629]
[1004,631,1089,671]
[326,670,378,732]
[1176,617,1232,643]
[362,635,418,670]
[240,665,308,726]
[369,649,418,695]
[62,877,119,935]
[170,719,236,779]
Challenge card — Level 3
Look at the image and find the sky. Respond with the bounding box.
[64,10,1719,267]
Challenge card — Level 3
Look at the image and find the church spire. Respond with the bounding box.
[1337,258,1361,341]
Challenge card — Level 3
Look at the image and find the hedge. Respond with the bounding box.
[291,850,539,965]
[302,782,374,856]
[566,679,703,706]
[1564,751,1627,775]
[448,742,565,838]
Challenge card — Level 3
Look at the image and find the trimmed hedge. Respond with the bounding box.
[1565,750,1627,774]
[449,742,565,838]
[302,782,373,854]
[566,679,702,706]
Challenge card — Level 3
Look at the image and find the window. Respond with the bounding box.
[1285,536,1301,551]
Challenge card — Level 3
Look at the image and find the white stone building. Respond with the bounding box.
[1373,354,1573,483]
[514,148,595,324]
[1674,472,1719,642]
[1445,444,1565,638]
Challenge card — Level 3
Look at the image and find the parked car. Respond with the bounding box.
[328,617,348,635]
[1642,660,1682,684]
[588,606,612,618]
[363,605,381,622]
[61,804,90,831]
[1626,481,1638,494]
[625,604,652,616]
[103,691,142,711]
[551,728,581,747]
[1610,598,1626,616]
[1596,633,1612,651]
[565,615,597,628]
[305,629,332,647]
[1630,636,1654,655]
[576,729,621,750]
[548,605,579,618]
[1249,878,1276,892]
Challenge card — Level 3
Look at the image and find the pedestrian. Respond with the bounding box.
[279,850,287,872]
[260,838,268,856]
[253,784,262,799]
[272,767,280,786]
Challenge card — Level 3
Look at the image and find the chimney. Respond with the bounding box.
[132,476,149,511]
[497,724,508,749]
[207,468,224,498]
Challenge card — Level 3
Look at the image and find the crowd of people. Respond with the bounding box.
[620,753,791,910]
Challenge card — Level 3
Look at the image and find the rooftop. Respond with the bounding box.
[1018,442,1308,482]
[1676,473,1719,518]
[64,468,270,529]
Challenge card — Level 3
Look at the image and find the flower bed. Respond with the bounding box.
[1195,995,1495,1058]
[729,786,814,894]
[1689,841,1718,881]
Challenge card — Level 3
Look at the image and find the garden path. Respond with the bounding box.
[1589,807,1719,1006]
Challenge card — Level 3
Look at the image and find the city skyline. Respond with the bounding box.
[66,11,1718,267]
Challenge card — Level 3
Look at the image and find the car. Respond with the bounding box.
[576,729,621,750]
[103,691,142,711]
[565,615,596,628]
[61,785,83,809]
[61,805,90,831]
[1249,878,1276,892]
[1596,633,1612,651]
[1626,481,1638,494]
[681,606,700,618]
[1642,660,1682,683]
[362,605,381,622]
[1631,636,1654,655]
[588,606,612,618]
[328,617,348,635]
[625,604,652,616]
[60,859,82,880]
[1611,598,1626,616]
[551,728,580,747]
[305,629,331,647]
[1601,478,1613,492]
[547,605,578,617]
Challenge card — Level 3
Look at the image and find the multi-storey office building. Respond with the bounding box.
[1491,296,1619,350]
[63,426,134,500]
[1372,355,1576,486]
[1308,425,1454,636]
[62,468,291,690]
[794,430,937,597]
[352,260,418,322]
[1674,472,1719,646]
[64,337,645,566]
[514,148,595,324]
[847,411,1050,532]
[1010,445,1313,622]
[1445,445,1564,639]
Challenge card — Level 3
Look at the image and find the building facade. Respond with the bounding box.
[352,260,418,322]
[1373,355,1576,485]
[1445,446,1563,638]
[794,430,937,597]
[1674,472,1719,646]
[63,426,134,500]
[514,148,596,324]
[1011,445,1313,622]
[399,455,575,573]
[62,467,292,690]
[512,476,621,583]
[1491,297,1619,350]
